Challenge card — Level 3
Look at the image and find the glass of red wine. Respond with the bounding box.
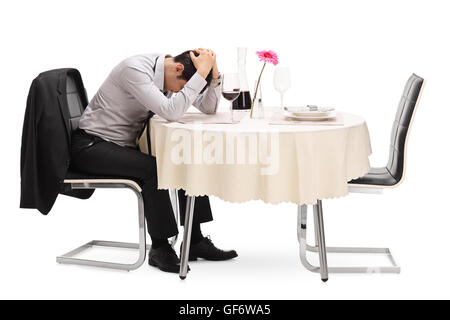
[222,73,241,122]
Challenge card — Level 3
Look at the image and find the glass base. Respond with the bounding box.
[250,101,265,119]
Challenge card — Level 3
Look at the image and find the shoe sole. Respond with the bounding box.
[148,257,190,273]
[188,253,238,262]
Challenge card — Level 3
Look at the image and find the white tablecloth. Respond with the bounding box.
[145,111,371,205]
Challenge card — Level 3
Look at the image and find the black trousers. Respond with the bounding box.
[70,129,213,239]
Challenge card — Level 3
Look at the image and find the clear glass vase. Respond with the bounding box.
[251,81,264,119]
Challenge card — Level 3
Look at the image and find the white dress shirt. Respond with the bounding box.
[79,53,221,147]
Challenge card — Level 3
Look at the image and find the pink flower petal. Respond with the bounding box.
[256,50,279,65]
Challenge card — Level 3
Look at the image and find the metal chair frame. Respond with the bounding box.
[296,199,400,282]
[56,179,181,271]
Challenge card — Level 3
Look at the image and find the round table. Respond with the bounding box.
[149,111,372,205]
[146,110,372,280]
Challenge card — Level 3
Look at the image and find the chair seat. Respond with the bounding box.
[348,167,399,187]
[64,170,143,187]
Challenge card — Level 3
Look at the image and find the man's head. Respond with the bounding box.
[163,50,213,93]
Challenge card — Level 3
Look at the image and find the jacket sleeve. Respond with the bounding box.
[20,79,40,210]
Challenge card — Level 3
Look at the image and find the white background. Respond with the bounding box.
[1,0,449,299]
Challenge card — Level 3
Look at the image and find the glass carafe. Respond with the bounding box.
[232,47,252,110]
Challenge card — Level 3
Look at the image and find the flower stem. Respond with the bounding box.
[250,63,266,118]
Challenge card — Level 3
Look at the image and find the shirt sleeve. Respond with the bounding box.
[119,66,207,122]
[192,74,222,114]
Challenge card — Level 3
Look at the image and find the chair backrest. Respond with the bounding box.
[386,73,424,184]
[66,71,88,133]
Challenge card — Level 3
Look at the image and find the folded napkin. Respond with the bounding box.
[176,111,248,124]
[268,112,344,126]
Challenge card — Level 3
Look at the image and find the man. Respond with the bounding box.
[70,49,237,273]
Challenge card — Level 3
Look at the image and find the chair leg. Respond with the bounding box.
[169,189,180,247]
[298,204,317,272]
[56,182,149,271]
[179,196,195,280]
[312,205,319,247]
[297,202,401,281]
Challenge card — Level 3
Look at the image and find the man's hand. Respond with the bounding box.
[190,48,215,79]
[210,49,220,79]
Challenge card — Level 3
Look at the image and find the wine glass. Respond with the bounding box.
[222,73,241,122]
[273,66,291,111]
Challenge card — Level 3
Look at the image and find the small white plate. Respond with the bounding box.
[284,110,337,121]
[284,106,335,117]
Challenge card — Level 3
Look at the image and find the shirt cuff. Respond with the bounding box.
[187,72,208,94]
[211,73,222,87]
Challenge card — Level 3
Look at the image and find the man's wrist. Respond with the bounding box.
[212,64,220,78]
[211,72,221,87]
[197,68,210,79]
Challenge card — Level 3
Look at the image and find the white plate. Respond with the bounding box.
[283,110,337,121]
[284,106,335,117]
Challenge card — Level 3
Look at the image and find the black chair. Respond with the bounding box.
[349,73,425,188]
[56,72,180,271]
[297,74,425,281]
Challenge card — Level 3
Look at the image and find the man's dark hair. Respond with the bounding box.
[173,50,213,93]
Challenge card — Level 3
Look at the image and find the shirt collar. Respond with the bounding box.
[153,53,166,91]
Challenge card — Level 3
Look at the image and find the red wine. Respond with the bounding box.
[222,91,240,101]
[232,91,252,110]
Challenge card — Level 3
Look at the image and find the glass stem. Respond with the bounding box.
[230,102,234,122]
[280,93,284,111]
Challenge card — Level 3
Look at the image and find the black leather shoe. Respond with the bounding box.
[148,244,189,273]
[183,236,238,261]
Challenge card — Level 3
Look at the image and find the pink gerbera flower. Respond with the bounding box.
[250,50,279,118]
[256,50,279,65]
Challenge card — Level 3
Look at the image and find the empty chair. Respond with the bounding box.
[297,74,425,281]
[349,73,425,188]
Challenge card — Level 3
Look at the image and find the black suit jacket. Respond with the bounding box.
[20,68,94,215]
